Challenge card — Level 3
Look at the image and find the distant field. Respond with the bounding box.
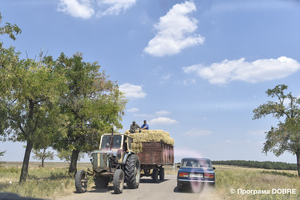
[1,162,300,200]
[1,161,92,169]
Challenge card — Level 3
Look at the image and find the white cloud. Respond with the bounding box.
[97,0,137,16]
[183,129,212,136]
[57,0,137,19]
[175,147,203,158]
[248,130,265,135]
[119,83,146,99]
[149,117,178,125]
[210,1,294,14]
[155,110,171,116]
[183,56,300,84]
[144,1,205,57]
[58,0,95,19]
[162,74,172,80]
[225,140,251,144]
[133,113,155,119]
[183,78,196,86]
[127,108,139,113]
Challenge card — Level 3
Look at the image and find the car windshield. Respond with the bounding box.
[100,135,122,149]
[181,159,212,168]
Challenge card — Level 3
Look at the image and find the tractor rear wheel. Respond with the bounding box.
[75,170,87,193]
[125,154,140,189]
[152,168,158,183]
[159,168,165,181]
[113,169,124,194]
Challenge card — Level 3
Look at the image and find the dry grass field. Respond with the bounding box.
[1,162,300,199]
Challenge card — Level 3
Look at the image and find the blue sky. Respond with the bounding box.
[1,0,300,164]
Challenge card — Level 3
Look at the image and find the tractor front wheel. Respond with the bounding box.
[75,170,88,193]
[113,169,124,194]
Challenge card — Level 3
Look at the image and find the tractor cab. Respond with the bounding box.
[99,133,132,152]
[91,133,133,174]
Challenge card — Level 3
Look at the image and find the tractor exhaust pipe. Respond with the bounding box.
[110,128,114,150]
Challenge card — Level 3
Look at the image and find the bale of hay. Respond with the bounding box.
[131,142,143,153]
[126,129,175,146]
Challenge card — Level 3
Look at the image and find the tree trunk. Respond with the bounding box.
[297,150,300,177]
[69,149,79,176]
[19,140,33,183]
[42,148,45,167]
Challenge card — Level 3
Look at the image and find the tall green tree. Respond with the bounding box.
[0,13,67,183]
[0,13,21,48]
[0,55,68,183]
[49,53,127,174]
[32,148,54,167]
[253,84,300,176]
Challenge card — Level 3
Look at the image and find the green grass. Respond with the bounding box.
[1,163,300,199]
[214,165,300,199]
[0,162,91,199]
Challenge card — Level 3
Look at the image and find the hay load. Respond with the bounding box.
[125,129,174,153]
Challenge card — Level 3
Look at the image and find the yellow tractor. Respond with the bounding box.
[75,130,140,194]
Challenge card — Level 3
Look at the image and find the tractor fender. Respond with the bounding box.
[122,152,132,164]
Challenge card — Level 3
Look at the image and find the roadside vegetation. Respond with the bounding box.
[0,162,92,199]
[1,162,300,200]
[214,165,300,200]
[213,160,297,170]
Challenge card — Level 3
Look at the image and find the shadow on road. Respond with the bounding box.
[85,185,130,195]
[88,185,121,194]
[140,178,169,184]
[0,193,46,200]
[173,185,215,194]
[173,186,195,193]
[76,178,170,194]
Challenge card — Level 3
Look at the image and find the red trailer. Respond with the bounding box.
[136,141,174,182]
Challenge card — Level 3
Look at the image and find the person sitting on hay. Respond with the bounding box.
[140,120,149,130]
[129,121,141,133]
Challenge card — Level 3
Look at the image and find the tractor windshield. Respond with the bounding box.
[100,135,122,149]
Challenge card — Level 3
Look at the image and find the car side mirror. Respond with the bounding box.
[177,165,180,168]
[213,167,216,170]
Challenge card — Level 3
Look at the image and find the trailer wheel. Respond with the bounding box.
[75,170,87,193]
[94,176,109,189]
[152,169,158,183]
[159,168,165,181]
[125,154,140,189]
[113,169,124,194]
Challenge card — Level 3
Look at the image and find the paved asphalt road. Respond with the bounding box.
[57,175,221,200]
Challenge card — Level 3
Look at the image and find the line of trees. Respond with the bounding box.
[0,13,127,183]
[212,160,297,170]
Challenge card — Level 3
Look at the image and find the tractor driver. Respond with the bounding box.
[129,121,141,133]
